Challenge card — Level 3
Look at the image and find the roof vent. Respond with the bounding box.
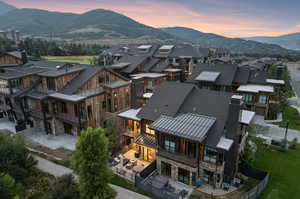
[154,108,158,113]
[193,107,197,112]
[56,65,61,70]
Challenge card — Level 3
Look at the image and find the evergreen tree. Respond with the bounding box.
[72,128,115,199]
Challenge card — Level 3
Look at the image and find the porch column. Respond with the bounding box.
[77,102,82,132]
[189,170,193,185]
[41,100,49,135]
[171,165,178,182]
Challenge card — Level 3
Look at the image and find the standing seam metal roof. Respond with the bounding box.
[149,113,216,142]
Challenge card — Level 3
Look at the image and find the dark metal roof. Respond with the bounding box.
[116,54,150,74]
[188,63,238,86]
[60,66,104,95]
[37,66,85,77]
[137,82,195,121]
[233,67,250,84]
[137,82,233,147]
[248,70,268,84]
[150,113,216,142]
[26,91,51,100]
[169,44,202,58]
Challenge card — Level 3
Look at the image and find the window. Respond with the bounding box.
[147,80,153,89]
[259,95,268,104]
[105,75,110,83]
[244,93,252,102]
[178,168,190,185]
[87,105,92,119]
[46,78,56,90]
[61,102,68,113]
[164,140,175,153]
[102,101,106,109]
[145,124,155,135]
[185,141,196,158]
[74,104,78,117]
[204,147,218,164]
[98,76,105,84]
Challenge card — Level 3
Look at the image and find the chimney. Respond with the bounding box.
[223,95,242,182]
[21,50,28,64]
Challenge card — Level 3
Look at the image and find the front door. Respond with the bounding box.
[141,146,156,162]
[161,161,172,177]
[64,123,73,135]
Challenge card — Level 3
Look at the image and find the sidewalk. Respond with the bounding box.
[33,155,150,199]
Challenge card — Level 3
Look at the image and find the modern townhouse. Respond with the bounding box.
[0,60,131,135]
[186,63,284,117]
[117,82,255,188]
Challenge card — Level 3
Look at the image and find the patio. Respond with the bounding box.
[112,149,150,182]
[138,173,193,199]
[196,183,237,196]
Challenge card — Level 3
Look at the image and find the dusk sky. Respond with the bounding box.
[4,0,300,37]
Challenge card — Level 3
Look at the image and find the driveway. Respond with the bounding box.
[0,118,77,151]
[34,155,150,199]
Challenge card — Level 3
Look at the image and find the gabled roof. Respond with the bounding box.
[150,113,216,142]
[169,44,202,58]
[233,67,250,84]
[137,82,233,147]
[188,63,238,86]
[115,54,150,74]
[137,82,195,121]
[60,66,104,95]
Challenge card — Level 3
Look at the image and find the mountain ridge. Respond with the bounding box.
[245,32,300,50]
[0,1,16,16]
[0,1,299,55]
[161,27,298,55]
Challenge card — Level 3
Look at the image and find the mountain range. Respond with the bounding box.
[0,1,299,55]
[245,33,300,50]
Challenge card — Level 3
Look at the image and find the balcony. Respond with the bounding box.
[199,161,224,173]
[157,149,198,168]
[56,112,87,126]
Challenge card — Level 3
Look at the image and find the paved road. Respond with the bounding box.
[34,155,150,199]
[254,116,300,142]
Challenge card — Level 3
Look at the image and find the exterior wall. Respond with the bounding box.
[79,69,124,91]
[0,55,22,65]
[40,71,80,91]
[105,85,131,113]
[85,94,106,128]
[157,155,197,186]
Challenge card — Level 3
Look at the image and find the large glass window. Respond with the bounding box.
[178,168,190,185]
[244,93,253,102]
[164,140,175,153]
[259,95,268,104]
[145,124,155,135]
[204,147,218,164]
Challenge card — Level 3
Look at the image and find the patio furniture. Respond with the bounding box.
[233,178,241,188]
[134,151,140,158]
[223,182,230,191]
[196,181,205,188]
[179,190,188,198]
[130,159,137,166]
[126,162,134,169]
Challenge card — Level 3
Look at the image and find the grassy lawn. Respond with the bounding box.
[273,105,300,131]
[43,56,95,65]
[252,138,300,199]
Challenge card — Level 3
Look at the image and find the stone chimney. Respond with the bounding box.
[223,95,242,182]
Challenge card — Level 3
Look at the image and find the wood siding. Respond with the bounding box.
[0,55,22,65]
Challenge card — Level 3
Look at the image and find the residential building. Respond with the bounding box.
[186,63,284,117]
[0,29,20,43]
[0,61,131,135]
[0,51,27,66]
[117,82,255,188]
